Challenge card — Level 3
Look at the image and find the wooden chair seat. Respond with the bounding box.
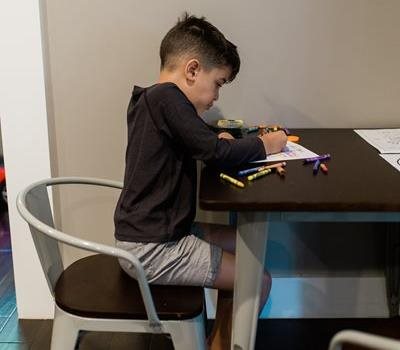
[55,254,204,320]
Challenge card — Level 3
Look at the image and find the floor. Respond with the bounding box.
[1,208,400,349]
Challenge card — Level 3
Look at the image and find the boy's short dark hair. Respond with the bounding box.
[160,13,240,82]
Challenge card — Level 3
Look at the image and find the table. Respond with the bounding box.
[199,129,400,350]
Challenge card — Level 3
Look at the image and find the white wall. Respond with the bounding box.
[0,0,53,318]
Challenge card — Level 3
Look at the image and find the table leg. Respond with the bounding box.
[385,223,400,317]
[232,212,268,350]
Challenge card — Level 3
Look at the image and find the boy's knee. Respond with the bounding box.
[261,271,272,299]
[218,289,233,299]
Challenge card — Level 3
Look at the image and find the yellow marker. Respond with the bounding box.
[220,173,245,188]
[247,168,272,181]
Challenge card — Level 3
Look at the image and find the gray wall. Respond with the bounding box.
[43,0,400,315]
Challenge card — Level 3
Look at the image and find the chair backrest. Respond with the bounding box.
[17,177,164,331]
[329,330,400,350]
[23,182,63,294]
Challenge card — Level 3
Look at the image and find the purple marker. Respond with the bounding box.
[313,160,321,174]
[304,154,331,164]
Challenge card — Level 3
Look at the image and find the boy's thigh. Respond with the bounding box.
[116,234,223,288]
[212,250,235,290]
[193,222,236,254]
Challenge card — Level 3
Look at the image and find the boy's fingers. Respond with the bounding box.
[218,132,235,140]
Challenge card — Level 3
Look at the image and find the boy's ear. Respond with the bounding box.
[185,59,200,83]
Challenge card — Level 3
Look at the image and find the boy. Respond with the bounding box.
[114,13,287,349]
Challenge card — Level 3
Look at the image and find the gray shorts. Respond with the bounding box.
[116,225,223,288]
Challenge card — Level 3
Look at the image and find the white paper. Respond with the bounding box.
[354,129,400,153]
[252,141,319,163]
[380,154,400,172]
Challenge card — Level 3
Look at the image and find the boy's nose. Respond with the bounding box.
[214,92,219,101]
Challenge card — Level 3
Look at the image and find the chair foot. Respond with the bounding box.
[51,314,80,350]
[167,318,206,350]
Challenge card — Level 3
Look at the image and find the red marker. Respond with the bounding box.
[320,163,328,173]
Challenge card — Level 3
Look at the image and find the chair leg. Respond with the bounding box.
[167,317,206,350]
[51,309,80,350]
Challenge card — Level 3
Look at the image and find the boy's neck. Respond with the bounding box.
[158,69,189,97]
[158,69,180,85]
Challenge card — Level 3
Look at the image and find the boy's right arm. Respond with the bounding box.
[258,130,288,155]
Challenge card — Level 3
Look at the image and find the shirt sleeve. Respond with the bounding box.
[156,86,267,167]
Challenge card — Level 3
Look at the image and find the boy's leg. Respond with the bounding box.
[198,223,272,350]
[200,222,236,254]
[199,222,271,304]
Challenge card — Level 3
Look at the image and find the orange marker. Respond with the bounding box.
[288,135,300,142]
[320,163,328,173]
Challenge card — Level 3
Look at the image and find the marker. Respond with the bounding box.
[258,161,287,172]
[276,166,286,177]
[313,160,321,174]
[220,173,245,188]
[237,162,286,176]
[267,126,290,135]
[287,135,300,142]
[304,154,331,164]
[258,124,267,136]
[247,168,272,181]
[246,126,259,133]
[320,163,328,173]
[237,166,264,176]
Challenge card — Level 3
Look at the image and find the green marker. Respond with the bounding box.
[247,168,272,181]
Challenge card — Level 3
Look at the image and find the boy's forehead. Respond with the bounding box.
[211,65,232,80]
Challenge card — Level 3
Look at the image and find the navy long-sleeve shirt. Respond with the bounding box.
[114,82,266,242]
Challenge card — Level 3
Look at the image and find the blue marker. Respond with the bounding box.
[313,160,321,174]
[238,166,262,176]
[246,126,259,133]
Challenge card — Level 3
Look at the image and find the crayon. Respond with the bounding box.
[220,173,245,188]
[258,124,267,136]
[237,166,263,176]
[304,154,331,164]
[258,161,287,172]
[276,166,286,176]
[247,168,272,181]
[237,162,287,176]
[313,160,321,175]
[246,126,259,133]
[320,163,328,173]
[287,135,300,142]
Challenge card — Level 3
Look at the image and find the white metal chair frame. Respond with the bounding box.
[16,177,206,350]
[329,330,400,350]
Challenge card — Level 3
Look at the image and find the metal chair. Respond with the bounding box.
[329,330,400,350]
[17,177,206,350]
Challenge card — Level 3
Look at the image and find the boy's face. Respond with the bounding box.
[186,63,232,115]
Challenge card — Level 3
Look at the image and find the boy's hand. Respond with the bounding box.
[258,130,287,154]
[218,132,235,140]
